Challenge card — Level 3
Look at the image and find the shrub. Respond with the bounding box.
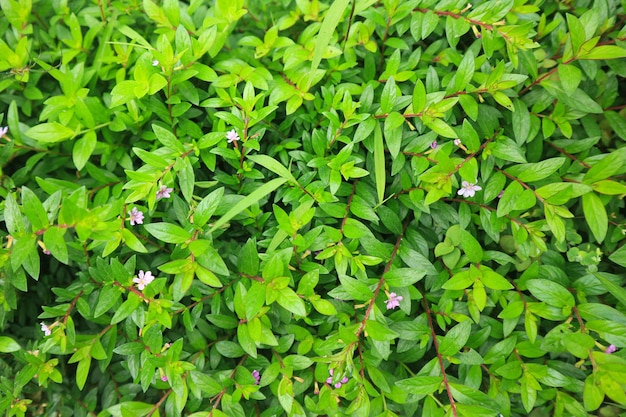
[1,0,626,416]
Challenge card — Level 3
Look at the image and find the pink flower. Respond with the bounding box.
[430,140,438,149]
[385,292,403,310]
[128,207,144,225]
[252,370,260,385]
[133,270,155,291]
[457,181,482,198]
[41,323,51,336]
[326,369,349,388]
[156,185,173,200]
[0,126,8,139]
[161,375,168,382]
[605,344,617,354]
[226,129,240,143]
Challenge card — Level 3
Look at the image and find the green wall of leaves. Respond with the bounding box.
[1,0,626,416]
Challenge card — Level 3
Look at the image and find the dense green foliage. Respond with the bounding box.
[1,0,626,416]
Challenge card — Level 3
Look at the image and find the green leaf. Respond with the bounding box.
[210,178,287,232]
[439,320,472,356]
[121,228,148,253]
[425,118,457,138]
[215,341,245,358]
[541,80,603,114]
[195,264,223,288]
[72,131,97,170]
[4,192,24,235]
[605,111,626,141]
[366,320,399,342]
[526,279,574,308]
[374,122,386,204]
[152,124,185,152]
[584,374,604,411]
[558,64,582,95]
[95,285,123,317]
[481,269,513,290]
[194,187,224,228]
[26,122,75,143]
[412,79,426,114]
[0,336,21,353]
[396,376,443,395]
[43,227,69,264]
[21,187,49,231]
[583,149,626,183]
[380,76,397,114]
[504,157,565,182]
[237,323,257,358]
[512,98,531,145]
[582,192,607,242]
[76,356,91,390]
[544,204,566,242]
[111,294,142,324]
[579,45,626,60]
[491,138,527,163]
[385,268,426,287]
[178,157,195,203]
[455,50,475,91]
[338,275,374,301]
[276,287,306,316]
[144,222,192,244]
[309,0,350,77]
[311,298,337,315]
[593,272,626,308]
[248,154,298,185]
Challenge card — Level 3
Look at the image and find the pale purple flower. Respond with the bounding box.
[326,369,349,388]
[457,181,482,198]
[161,375,168,382]
[133,270,155,291]
[430,140,438,149]
[156,185,173,200]
[252,369,260,385]
[385,292,403,310]
[128,207,144,225]
[605,344,617,354]
[454,139,462,146]
[226,129,240,143]
[497,190,504,199]
[0,126,8,139]
[41,323,51,336]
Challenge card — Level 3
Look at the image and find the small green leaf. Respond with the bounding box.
[579,45,626,60]
[582,192,607,242]
[210,178,287,232]
[43,227,69,264]
[439,320,472,356]
[396,376,443,395]
[26,122,75,143]
[526,279,574,308]
[144,222,192,244]
[0,336,21,353]
[276,287,306,316]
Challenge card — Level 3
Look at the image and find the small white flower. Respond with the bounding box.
[226,129,240,143]
[152,60,159,66]
[128,207,144,226]
[41,323,51,336]
[0,126,8,139]
[454,139,462,146]
[457,181,482,198]
[133,270,155,291]
[156,185,173,200]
